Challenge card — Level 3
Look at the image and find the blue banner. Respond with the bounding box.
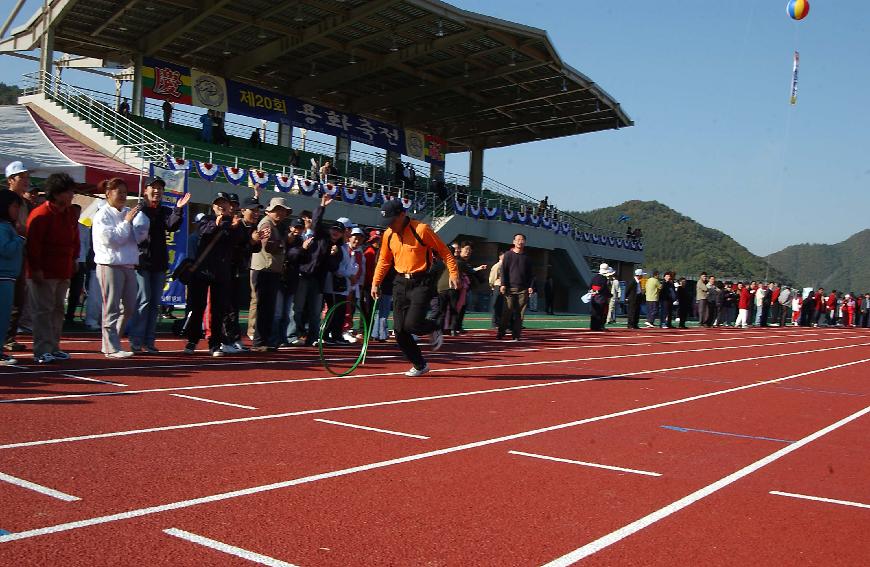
[226,79,294,125]
[292,100,405,152]
[150,164,189,306]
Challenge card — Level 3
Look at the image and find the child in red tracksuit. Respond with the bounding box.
[843,294,855,327]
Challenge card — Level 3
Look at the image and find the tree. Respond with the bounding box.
[0,83,22,105]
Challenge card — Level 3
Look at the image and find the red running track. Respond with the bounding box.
[0,326,868,566]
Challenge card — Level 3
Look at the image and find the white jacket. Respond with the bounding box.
[92,205,149,266]
[324,244,358,296]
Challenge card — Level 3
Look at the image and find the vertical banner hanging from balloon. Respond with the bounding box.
[790,51,800,105]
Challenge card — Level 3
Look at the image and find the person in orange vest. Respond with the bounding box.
[371,200,458,377]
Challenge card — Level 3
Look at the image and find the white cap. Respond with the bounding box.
[336,216,356,228]
[194,212,206,222]
[4,161,28,178]
[634,268,646,276]
[350,226,365,236]
[599,262,612,275]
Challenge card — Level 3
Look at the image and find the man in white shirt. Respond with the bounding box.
[92,179,147,358]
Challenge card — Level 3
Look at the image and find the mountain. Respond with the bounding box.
[765,230,870,292]
[0,83,21,105]
[570,200,789,282]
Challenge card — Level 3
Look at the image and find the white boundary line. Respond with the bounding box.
[170,394,258,411]
[0,471,80,502]
[163,528,299,566]
[540,404,870,566]
[1,344,867,451]
[61,373,128,388]
[769,491,870,510]
[0,359,866,544]
[0,333,862,406]
[314,418,429,440]
[508,451,661,477]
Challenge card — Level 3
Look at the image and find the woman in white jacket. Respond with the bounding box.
[92,178,148,357]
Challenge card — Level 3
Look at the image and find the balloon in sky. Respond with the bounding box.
[787,0,810,20]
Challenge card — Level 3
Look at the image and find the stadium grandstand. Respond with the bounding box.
[1,0,641,312]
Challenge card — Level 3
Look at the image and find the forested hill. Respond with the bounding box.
[765,230,870,292]
[570,200,788,282]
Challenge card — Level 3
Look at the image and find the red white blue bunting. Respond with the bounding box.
[484,205,500,220]
[222,165,247,185]
[616,238,624,248]
[453,196,467,215]
[468,202,481,219]
[560,222,572,235]
[194,161,221,181]
[342,185,359,203]
[321,182,339,197]
[502,208,515,222]
[515,210,528,224]
[541,216,552,229]
[166,155,191,170]
[362,189,379,206]
[274,174,294,192]
[529,213,541,227]
[401,196,414,210]
[298,178,319,196]
[249,170,271,189]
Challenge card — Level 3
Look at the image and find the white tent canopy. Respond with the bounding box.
[0,104,86,180]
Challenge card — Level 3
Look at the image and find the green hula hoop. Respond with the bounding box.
[318,297,379,377]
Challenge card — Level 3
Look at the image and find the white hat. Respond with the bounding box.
[194,212,206,222]
[634,268,646,277]
[265,196,292,212]
[4,161,29,178]
[336,216,356,228]
[599,262,611,275]
[350,226,365,236]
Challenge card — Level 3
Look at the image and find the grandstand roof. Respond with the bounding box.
[2,0,633,153]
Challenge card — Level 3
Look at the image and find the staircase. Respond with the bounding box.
[18,71,170,171]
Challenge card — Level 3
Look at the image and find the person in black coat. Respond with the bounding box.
[589,263,613,331]
[658,271,677,328]
[676,277,692,327]
[625,268,645,329]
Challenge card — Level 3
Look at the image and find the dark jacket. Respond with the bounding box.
[195,215,244,283]
[626,277,645,304]
[137,204,183,272]
[296,205,333,286]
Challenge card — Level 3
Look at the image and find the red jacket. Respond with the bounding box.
[826,293,837,310]
[26,201,79,280]
[770,288,781,303]
[814,292,825,312]
[738,288,751,309]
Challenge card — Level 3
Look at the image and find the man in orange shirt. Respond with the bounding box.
[372,200,458,376]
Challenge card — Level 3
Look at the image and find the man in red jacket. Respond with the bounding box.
[813,288,826,327]
[826,290,838,326]
[26,173,79,364]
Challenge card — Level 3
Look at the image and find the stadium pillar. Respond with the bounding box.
[469,146,484,191]
[429,161,444,181]
[386,149,401,183]
[38,26,54,86]
[277,123,291,147]
[336,136,351,175]
[132,54,144,116]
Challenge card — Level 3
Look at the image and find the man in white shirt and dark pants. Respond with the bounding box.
[91,178,146,358]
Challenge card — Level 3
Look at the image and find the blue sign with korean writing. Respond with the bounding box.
[150,164,189,306]
[293,101,405,152]
[226,79,295,125]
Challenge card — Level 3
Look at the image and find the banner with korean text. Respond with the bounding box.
[150,163,189,306]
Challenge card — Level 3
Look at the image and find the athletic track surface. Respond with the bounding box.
[0,326,868,566]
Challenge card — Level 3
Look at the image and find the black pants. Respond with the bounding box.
[393,275,438,370]
[500,289,529,339]
[491,292,504,327]
[187,278,230,350]
[252,270,281,347]
[66,262,87,320]
[659,300,672,328]
[759,303,770,327]
[223,270,248,344]
[709,303,720,325]
[323,293,347,341]
[627,298,641,328]
[678,303,691,328]
[437,289,458,328]
[545,293,554,315]
[590,298,608,331]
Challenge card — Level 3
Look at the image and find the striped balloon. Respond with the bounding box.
[787,0,809,20]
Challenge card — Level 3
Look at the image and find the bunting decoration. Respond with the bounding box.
[515,209,528,225]
[166,155,191,170]
[616,238,624,248]
[274,173,294,192]
[541,216,552,229]
[484,204,500,220]
[468,201,481,219]
[560,222,572,235]
[582,232,591,242]
[194,160,221,182]
[298,178,319,195]
[321,182,339,197]
[400,196,414,210]
[342,185,359,203]
[222,165,247,185]
[453,196,467,215]
[249,169,271,189]
[362,188,379,206]
[502,208,515,222]
[529,213,541,227]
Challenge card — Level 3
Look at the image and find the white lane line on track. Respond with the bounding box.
[0,328,837,377]
[769,491,870,510]
[0,359,865,545]
[0,333,861,406]
[539,404,870,566]
[508,451,661,477]
[170,394,257,411]
[1,344,868,451]
[61,373,127,388]
[163,528,299,566]
[0,471,80,502]
[314,418,429,439]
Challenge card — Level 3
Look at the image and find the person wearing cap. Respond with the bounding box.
[249,196,291,351]
[127,178,190,354]
[644,271,661,328]
[226,196,263,351]
[372,199,458,377]
[588,263,613,331]
[3,160,34,352]
[342,226,367,343]
[321,220,356,345]
[277,217,306,345]
[92,178,149,358]
[184,192,245,356]
[293,194,335,346]
[607,268,621,325]
[0,190,26,365]
[625,268,646,329]
[26,173,80,363]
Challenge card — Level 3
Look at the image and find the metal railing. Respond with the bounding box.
[20,71,170,167]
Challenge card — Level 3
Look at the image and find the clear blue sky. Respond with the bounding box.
[2,1,868,255]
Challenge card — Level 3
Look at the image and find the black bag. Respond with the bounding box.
[172,229,223,285]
